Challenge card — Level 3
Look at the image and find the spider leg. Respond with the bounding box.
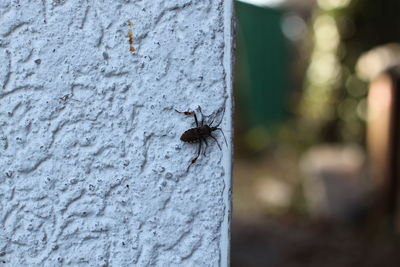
[187,140,202,171]
[214,128,228,147]
[202,137,208,155]
[208,116,215,127]
[209,134,222,150]
[214,107,226,128]
[175,109,199,127]
[197,106,205,126]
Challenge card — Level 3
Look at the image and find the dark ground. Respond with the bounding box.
[232,153,400,267]
[231,216,400,267]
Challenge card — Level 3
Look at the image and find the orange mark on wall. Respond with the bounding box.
[127,20,135,52]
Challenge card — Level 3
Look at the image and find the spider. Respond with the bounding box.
[175,106,227,170]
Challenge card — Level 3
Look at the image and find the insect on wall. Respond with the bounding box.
[176,106,227,171]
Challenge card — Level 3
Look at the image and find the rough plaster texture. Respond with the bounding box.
[0,0,232,266]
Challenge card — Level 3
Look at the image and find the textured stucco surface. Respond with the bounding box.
[0,0,232,266]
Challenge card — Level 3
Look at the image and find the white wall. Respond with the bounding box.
[0,0,232,266]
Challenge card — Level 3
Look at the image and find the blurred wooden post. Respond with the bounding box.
[358,44,400,231]
[367,67,400,231]
[387,67,400,231]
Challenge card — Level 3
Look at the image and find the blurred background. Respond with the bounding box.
[232,0,400,266]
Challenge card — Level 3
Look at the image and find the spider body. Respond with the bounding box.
[180,125,212,143]
[176,107,227,171]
